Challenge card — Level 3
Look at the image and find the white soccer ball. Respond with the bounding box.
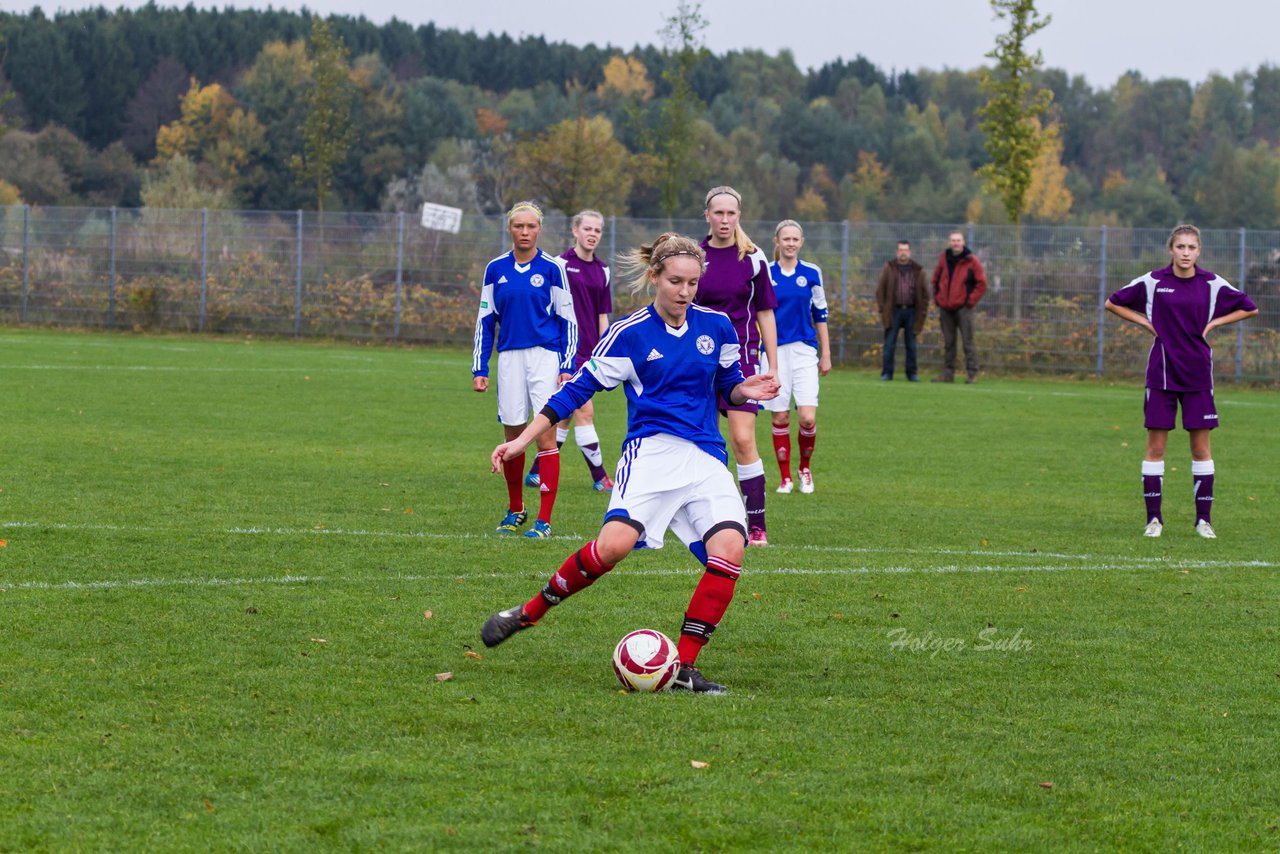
[612,629,681,692]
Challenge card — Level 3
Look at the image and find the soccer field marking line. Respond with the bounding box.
[0,364,393,375]
[5,520,1275,570]
[6,557,1268,596]
[1,574,322,592]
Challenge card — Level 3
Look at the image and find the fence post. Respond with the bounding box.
[394,211,405,340]
[839,219,849,363]
[1233,225,1244,378]
[21,204,29,324]
[108,206,117,329]
[199,208,209,332]
[1095,224,1107,376]
[294,210,303,338]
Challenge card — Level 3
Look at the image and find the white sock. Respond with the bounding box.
[555,425,570,444]
[1141,460,1165,477]
[1191,459,1214,476]
[737,459,765,481]
[575,425,603,466]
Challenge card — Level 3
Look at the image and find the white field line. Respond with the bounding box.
[3,519,1275,570]
[3,574,322,591]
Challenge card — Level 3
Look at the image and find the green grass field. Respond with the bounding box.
[1,328,1277,852]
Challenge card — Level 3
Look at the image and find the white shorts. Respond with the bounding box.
[605,434,746,550]
[761,341,820,411]
[496,346,560,426]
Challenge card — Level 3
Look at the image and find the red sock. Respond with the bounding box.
[799,426,816,469]
[772,427,792,482]
[677,555,740,664]
[523,540,615,621]
[501,452,525,513]
[536,448,560,523]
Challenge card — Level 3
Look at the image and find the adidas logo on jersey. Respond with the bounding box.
[497,275,508,284]
[646,349,664,361]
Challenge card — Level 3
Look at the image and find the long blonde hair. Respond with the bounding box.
[704,185,756,261]
[617,233,706,296]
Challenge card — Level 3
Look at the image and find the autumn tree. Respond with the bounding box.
[292,19,356,211]
[977,0,1053,224]
[977,0,1052,318]
[154,79,267,200]
[656,2,710,217]
[1021,122,1073,222]
[518,115,634,215]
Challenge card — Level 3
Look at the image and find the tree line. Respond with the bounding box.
[1,4,1279,228]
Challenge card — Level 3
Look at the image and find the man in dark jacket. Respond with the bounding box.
[875,239,930,381]
[930,230,987,383]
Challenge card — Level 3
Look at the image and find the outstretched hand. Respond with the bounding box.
[490,440,525,473]
[739,372,781,402]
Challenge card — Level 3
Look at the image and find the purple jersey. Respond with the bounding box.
[560,249,612,368]
[695,239,777,363]
[1108,265,1257,391]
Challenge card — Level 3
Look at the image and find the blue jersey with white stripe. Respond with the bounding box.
[472,250,577,376]
[769,259,828,349]
[545,304,744,464]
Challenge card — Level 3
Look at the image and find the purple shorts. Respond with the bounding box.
[1144,388,1218,431]
[718,352,763,414]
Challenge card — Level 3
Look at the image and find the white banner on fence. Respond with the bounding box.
[420,202,463,234]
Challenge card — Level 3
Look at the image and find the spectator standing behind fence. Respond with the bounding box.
[696,186,779,546]
[763,220,830,494]
[875,239,929,382]
[472,201,577,539]
[931,230,987,384]
[526,209,615,493]
[1103,224,1257,540]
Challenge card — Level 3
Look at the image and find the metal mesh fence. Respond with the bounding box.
[0,205,1276,381]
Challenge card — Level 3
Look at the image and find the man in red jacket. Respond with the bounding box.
[930,230,988,384]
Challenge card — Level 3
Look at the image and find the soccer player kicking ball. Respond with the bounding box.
[481,233,781,694]
[1105,224,1257,539]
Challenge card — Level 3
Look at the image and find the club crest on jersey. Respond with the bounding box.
[696,335,715,355]
[796,276,808,286]
[530,274,546,287]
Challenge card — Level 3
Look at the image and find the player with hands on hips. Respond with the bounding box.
[471,200,577,539]
[481,233,780,694]
[1104,223,1257,539]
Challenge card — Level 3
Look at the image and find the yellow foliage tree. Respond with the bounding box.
[154,79,266,192]
[517,115,634,215]
[1022,123,1073,222]
[793,187,828,221]
[598,55,654,100]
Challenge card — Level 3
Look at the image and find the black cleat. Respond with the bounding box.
[481,606,533,648]
[671,664,727,694]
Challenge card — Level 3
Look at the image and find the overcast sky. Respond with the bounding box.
[10,0,1280,88]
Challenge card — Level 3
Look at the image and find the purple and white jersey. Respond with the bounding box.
[1108,265,1257,391]
[560,248,612,369]
[472,250,577,377]
[695,239,777,363]
[769,259,828,350]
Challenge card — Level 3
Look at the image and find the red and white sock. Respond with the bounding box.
[535,448,560,523]
[798,425,816,470]
[523,540,615,622]
[677,554,740,664]
[772,427,792,482]
[501,452,525,513]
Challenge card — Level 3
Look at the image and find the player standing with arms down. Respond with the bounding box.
[763,219,831,494]
[472,201,577,538]
[697,186,779,545]
[480,233,781,693]
[1104,224,1257,539]
[526,209,615,492]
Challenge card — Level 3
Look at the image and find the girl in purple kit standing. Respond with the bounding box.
[1104,224,1258,539]
[696,186,779,546]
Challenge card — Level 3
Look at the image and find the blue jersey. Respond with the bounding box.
[472,250,577,377]
[769,259,828,349]
[545,304,745,465]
